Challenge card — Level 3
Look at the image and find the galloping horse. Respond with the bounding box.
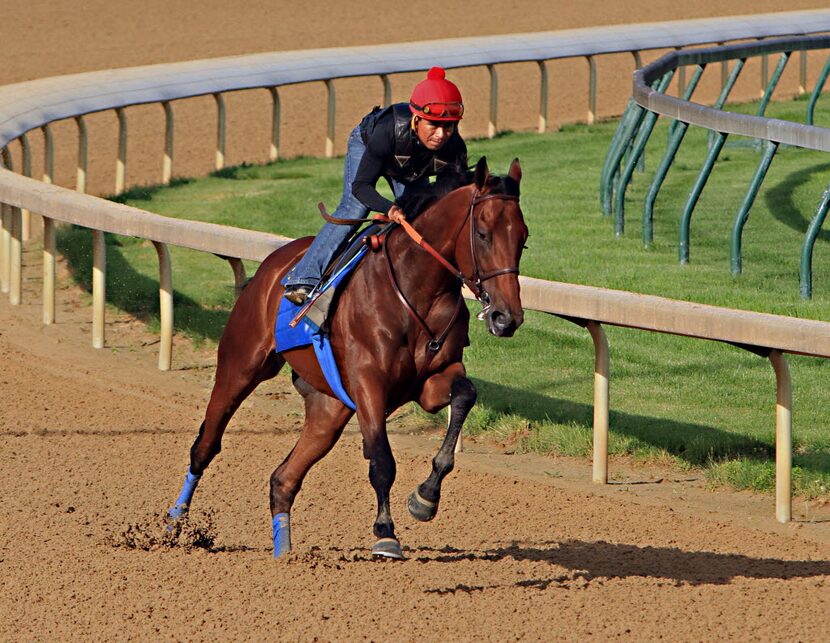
[167,156,528,559]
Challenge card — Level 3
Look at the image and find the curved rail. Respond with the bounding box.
[606,34,830,298]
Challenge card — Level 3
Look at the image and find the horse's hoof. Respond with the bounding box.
[407,490,438,522]
[372,538,404,560]
[272,512,292,559]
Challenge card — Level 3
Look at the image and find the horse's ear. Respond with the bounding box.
[474,156,490,191]
[507,158,522,185]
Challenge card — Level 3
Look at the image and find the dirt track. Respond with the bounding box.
[2,2,830,640]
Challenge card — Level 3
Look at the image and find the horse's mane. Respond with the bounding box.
[395,162,472,217]
[396,159,520,219]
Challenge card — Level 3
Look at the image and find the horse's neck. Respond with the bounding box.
[409,186,471,257]
[373,186,471,303]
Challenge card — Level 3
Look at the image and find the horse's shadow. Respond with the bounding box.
[410,540,830,589]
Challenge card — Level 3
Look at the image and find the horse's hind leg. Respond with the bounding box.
[408,363,477,522]
[168,348,284,520]
[270,387,353,558]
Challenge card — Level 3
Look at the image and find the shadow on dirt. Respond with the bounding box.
[413,541,830,588]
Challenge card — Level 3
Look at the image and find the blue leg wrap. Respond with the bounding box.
[272,513,291,559]
[167,468,202,520]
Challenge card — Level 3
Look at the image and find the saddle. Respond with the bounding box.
[274,214,390,410]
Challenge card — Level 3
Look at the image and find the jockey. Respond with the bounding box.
[283,66,468,305]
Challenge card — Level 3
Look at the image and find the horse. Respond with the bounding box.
[167,156,528,559]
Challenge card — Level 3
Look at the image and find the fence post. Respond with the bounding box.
[631,50,642,69]
[380,74,392,108]
[20,134,31,241]
[214,93,225,170]
[537,61,548,134]
[586,56,597,125]
[115,107,127,194]
[92,229,106,348]
[269,88,281,161]
[487,64,499,138]
[719,43,728,89]
[325,80,336,158]
[769,350,792,524]
[1,148,12,295]
[675,48,686,96]
[759,37,769,98]
[163,101,174,184]
[756,52,790,117]
[9,205,22,305]
[587,321,609,485]
[43,217,55,324]
[42,124,54,184]
[76,116,88,193]
[0,203,9,294]
[153,241,173,371]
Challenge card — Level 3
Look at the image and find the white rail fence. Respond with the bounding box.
[2,11,830,521]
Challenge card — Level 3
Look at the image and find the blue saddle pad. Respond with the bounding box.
[274,242,371,411]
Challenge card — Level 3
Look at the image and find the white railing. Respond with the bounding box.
[2,12,830,521]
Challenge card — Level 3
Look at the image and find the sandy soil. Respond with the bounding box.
[2,2,830,641]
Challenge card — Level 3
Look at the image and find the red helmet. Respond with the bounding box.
[409,67,464,122]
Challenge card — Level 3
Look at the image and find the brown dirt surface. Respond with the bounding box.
[2,2,830,641]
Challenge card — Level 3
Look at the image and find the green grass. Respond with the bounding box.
[57,93,830,498]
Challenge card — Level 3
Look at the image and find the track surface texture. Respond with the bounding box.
[2,2,830,640]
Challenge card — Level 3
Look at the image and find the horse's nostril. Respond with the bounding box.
[490,310,511,330]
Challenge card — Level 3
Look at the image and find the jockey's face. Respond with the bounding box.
[414,117,456,151]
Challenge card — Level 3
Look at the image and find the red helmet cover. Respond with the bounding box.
[409,67,464,121]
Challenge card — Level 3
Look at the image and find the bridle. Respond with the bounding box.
[465,191,521,306]
[381,188,521,353]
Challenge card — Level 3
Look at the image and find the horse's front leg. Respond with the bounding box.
[355,380,402,559]
[409,362,477,522]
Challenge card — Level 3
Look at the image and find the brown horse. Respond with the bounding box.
[167,156,528,559]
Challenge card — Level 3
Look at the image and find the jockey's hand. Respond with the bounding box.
[387,205,407,224]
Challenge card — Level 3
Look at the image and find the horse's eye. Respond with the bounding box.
[476,229,487,240]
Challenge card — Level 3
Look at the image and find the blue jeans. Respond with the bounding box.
[284,125,427,288]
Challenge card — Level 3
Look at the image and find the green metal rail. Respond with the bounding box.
[602,34,830,298]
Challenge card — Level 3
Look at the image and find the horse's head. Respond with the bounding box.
[459,157,528,337]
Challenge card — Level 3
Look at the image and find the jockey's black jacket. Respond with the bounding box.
[354,103,468,215]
